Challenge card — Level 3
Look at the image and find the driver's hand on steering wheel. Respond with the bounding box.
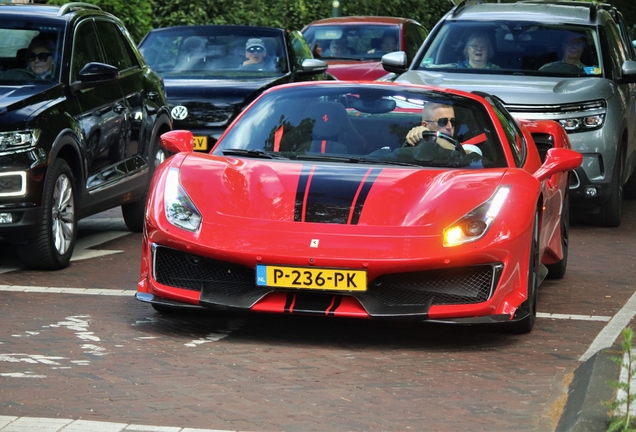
[405,126,430,146]
[405,126,456,151]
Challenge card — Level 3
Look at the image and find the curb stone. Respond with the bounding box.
[556,348,621,432]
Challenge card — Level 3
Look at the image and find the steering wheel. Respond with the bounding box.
[403,131,466,155]
[3,69,40,79]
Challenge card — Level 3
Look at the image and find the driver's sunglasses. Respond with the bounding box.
[424,117,457,127]
[246,46,265,53]
[28,52,52,62]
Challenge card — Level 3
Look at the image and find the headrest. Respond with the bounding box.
[303,101,348,138]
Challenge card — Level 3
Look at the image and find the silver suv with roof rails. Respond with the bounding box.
[382,0,636,227]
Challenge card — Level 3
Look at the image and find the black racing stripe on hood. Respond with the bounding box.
[294,165,382,224]
[350,168,381,225]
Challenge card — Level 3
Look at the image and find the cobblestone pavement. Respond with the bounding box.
[0,205,634,431]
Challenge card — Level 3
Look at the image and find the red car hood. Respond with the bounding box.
[324,60,386,81]
[176,154,506,228]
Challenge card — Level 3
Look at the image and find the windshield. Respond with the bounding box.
[419,21,602,78]
[302,24,400,61]
[0,23,63,84]
[213,84,507,169]
[139,26,290,79]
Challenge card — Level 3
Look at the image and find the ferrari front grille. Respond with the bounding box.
[152,245,255,296]
[369,264,501,306]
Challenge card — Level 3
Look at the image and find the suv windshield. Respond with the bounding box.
[0,22,63,83]
[139,27,290,79]
[419,21,602,78]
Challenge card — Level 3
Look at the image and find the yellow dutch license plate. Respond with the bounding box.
[193,135,208,151]
[256,265,367,291]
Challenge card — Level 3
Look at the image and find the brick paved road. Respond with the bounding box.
[0,204,635,431]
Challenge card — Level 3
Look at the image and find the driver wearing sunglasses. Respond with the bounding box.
[405,103,481,155]
[26,35,56,79]
[242,38,268,68]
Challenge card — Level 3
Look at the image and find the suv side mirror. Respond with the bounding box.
[620,60,636,84]
[298,58,328,76]
[70,62,119,92]
[381,51,408,74]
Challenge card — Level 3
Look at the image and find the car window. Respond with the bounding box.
[94,20,136,71]
[603,21,628,81]
[213,85,507,169]
[290,30,312,67]
[0,24,63,83]
[139,27,287,78]
[404,24,426,63]
[71,20,105,82]
[487,98,524,167]
[419,21,603,78]
[302,24,400,60]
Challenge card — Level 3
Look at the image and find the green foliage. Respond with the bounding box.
[605,327,636,432]
[48,0,153,43]
[150,0,452,34]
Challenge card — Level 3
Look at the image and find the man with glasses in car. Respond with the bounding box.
[405,103,482,155]
[26,35,56,79]
[241,38,269,70]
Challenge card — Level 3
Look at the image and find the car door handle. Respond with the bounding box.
[147,91,159,100]
[113,103,126,114]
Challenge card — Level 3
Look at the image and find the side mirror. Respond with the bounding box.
[298,58,328,75]
[533,148,582,182]
[381,51,408,74]
[160,130,194,154]
[70,62,119,92]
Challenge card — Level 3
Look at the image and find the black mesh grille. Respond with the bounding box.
[153,246,256,296]
[0,174,23,194]
[531,133,554,163]
[369,265,496,306]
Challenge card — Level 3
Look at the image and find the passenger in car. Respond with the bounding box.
[368,31,398,54]
[539,31,589,73]
[458,32,500,69]
[324,36,355,57]
[26,35,56,79]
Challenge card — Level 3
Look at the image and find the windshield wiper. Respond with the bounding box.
[221,149,288,159]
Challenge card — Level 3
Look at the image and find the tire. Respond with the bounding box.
[624,165,636,199]
[589,150,623,227]
[122,137,166,232]
[545,192,569,279]
[508,210,540,334]
[18,159,77,270]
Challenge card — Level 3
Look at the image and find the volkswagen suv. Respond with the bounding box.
[382,0,636,227]
[0,3,172,269]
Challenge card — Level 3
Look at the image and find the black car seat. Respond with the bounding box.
[302,101,366,154]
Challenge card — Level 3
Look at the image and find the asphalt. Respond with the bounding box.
[557,346,627,432]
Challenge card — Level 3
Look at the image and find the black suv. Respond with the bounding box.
[383,0,636,227]
[0,3,172,269]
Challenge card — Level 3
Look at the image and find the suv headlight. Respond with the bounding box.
[0,130,40,153]
[443,187,510,247]
[164,167,201,232]
[557,100,606,133]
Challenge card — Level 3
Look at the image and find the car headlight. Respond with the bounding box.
[557,100,605,133]
[443,186,510,247]
[0,130,40,153]
[558,114,604,132]
[164,167,201,232]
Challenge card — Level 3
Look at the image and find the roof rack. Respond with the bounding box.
[58,2,102,16]
[451,0,485,17]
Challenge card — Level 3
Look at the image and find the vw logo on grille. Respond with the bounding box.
[171,105,188,120]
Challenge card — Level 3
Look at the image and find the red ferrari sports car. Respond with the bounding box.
[136,81,582,333]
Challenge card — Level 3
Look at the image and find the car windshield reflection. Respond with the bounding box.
[213,84,508,169]
[419,21,603,78]
[139,26,290,77]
